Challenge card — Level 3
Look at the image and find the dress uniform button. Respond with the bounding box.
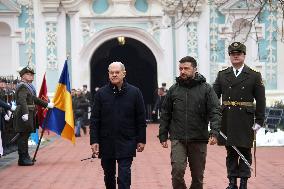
[240,108,242,110]
[242,86,245,89]
[229,86,232,89]
[228,107,231,110]
[240,97,243,100]
[229,97,231,99]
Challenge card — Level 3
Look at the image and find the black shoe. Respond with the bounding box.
[25,153,36,162]
[18,157,34,166]
[239,178,248,189]
[82,126,87,135]
[226,177,238,189]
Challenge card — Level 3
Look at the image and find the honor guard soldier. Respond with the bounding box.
[14,66,54,166]
[0,77,6,100]
[213,42,266,189]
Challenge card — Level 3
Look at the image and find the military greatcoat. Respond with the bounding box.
[213,65,266,148]
[14,83,48,133]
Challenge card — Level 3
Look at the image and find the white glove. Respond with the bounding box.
[22,114,28,121]
[47,102,54,109]
[252,123,261,132]
[10,101,17,111]
[7,110,12,117]
[4,114,10,121]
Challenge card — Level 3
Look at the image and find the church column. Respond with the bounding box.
[34,0,46,91]
[68,11,84,89]
[160,16,174,86]
[175,18,187,71]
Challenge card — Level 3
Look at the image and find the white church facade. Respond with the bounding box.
[0,0,283,105]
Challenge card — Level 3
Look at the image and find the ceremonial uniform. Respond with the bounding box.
[213,42,266,189]
[14,66,48,166]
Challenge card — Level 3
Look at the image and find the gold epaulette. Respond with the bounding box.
[219,67,230,72]
[250,67,260,73]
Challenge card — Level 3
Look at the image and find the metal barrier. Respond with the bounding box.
[264,108,283,133]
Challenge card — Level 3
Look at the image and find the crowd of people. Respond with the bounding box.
[71,85,94,137]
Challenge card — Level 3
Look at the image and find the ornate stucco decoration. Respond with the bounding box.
[46,22,58,70]
[81,21,95,43]
[101,0,135,17]
[265,4,277,88]
[79,0,165,44]
[147,19,162,35]
[217,0,264,40]
[187,22,198,60]
[161,0,204,16]
[217,0,261,15]
[209,1,221,81]
[40,0,60,13]
[0,0,21,14]
[61,0,83,8]
[17,0,30,7]
[161,0,204,28]
[17,0,35,67]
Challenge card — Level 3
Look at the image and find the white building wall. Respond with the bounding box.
[0,15,22,77]
[0,35,12,75]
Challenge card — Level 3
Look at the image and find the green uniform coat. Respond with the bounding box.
[213,65,266,148]
[14,84,48,133]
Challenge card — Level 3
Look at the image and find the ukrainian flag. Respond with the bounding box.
[44,61,75,143]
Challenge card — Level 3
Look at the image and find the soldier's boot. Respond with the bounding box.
[18,154,34,166]
[82,126,87,135]
[226,177,238,189]
[25,152,36,162]
[239,178,248,189]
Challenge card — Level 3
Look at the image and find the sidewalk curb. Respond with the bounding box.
[0,136,59,170]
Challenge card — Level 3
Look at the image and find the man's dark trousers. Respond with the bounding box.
[226,146,252,178]
[17,132,30,156]
[101,157,133,189]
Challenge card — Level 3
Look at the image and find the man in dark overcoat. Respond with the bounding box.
[213,42,266,189]
[90,61,146,189]
[14,66,53,166]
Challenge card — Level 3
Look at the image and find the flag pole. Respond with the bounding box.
[32,109,51,162]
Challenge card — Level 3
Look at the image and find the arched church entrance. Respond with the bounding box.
[90,37,158,119]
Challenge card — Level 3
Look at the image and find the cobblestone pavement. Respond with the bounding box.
[0,124,283,189]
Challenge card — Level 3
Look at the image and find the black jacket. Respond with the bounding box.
[0,99,11,130]
[73,95,89,119]
[90,82,146,159]
[159,73,221,143]
[0,99,11,110]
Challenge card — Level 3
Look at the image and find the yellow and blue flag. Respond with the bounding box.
[44,61,75,143]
